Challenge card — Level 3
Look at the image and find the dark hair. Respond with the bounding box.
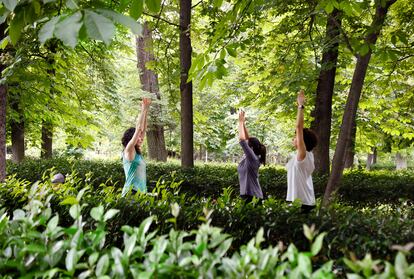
[248,137,266,165]
[303,128,318,151]
[122,127,140,154]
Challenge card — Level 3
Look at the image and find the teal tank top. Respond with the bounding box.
[121,152,147,196]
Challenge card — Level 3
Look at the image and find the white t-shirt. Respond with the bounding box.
[286,151,315,206]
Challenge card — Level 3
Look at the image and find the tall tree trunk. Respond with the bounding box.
[41,121,53,158]
[311,9,341,175]
[0,23,7,181]
[344,118,356,168]
[180,0,194,168]
[41,41,59,159]
[137,22,167,162]
[366,147,377,170]
[0,84,5,181]
[323,0,396,206]
[10,100,24,163]
[395,152,407,170]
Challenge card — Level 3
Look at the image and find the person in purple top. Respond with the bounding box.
[237,110,266,202]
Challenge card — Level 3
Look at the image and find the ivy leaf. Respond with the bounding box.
[39,16,60,44]
[54,12,83,48]
[84,10,115,45]
[96,9,142,35]
[145,0,161,13]
[130,0,143,20]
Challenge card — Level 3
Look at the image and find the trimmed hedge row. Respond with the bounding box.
[1,176,414,263]
[6,158,414,203]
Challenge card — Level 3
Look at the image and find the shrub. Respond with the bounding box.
[6,158,414,204]
[1,183,414,278]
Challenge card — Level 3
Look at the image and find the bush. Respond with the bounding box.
[6,158,414,204]
[1,175,414,263]
[1,181,414,278]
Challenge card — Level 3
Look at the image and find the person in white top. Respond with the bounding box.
[286,89,318,213]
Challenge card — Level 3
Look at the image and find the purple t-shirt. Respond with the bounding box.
[237,140,264,198]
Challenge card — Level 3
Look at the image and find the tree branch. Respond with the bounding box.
[143,12,180,28]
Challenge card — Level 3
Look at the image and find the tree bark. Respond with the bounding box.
[180,0,194,168]
[311,9,341,175]
[0,23,7,181]
[344,118,356,168]
[366,147,377,170]
[0,85,6,181]
[41,41,58,159]
[137,22,167,162]
[10,100,25,163]
[395,152,407,170]
[323,0,396,206]
[41,121,53,158]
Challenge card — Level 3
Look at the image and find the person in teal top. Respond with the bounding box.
[121,98,151,196]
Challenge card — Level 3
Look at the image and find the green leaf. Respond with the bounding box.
[54,11,83,48]
[65,247,77,272]
[298,253,312,277]
[324,1,334,14]
[84,10,115,45]
[9,10,25,44]
[124,235,137,257]
[311,232,326,256]
[96,9,142,35]
[395,252,408,279]
[0,36,9,49]
[95,254,109,276]
[213,0,224,8]
[359,44,370,56]
[145,0,161,13]
[90,205,104,221]
[47,215,59,231]
[69,204,81,219]
[88,252,99,266]
[130,0,143,20]
[39,16,60,44]
[226,46,237,57]
[2,0,17,11]
[103,209,119,221]
[60,196,78,205]
[0,7,10,24]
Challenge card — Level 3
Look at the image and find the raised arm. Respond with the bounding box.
[296,90,307,161]
[124,98,151,161]
[238,110,248,141]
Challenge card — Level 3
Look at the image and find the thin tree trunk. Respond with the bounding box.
[366,147,377,170]
[0,85,6,181]
[41,121,53,158]
[311,9,341,175]
[344,118,356,168]
[0,23,7,181]
[395,152,407,170]
[137,22,167,162]
[180,0,194,168]
[323,0,396,206]
[41,42,58,159]
[10,100,24,163]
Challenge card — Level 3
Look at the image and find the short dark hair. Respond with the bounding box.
[303,128,318,151]
[122,127,140,154]
[248,137,266,165]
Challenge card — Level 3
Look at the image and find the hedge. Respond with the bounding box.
[6,158,414,204]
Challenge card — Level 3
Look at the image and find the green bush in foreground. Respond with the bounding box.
[1,175,414,264]
[6,158,414,204]
[1,183,414,278]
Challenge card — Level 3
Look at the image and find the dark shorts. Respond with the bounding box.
[301,204,316,213]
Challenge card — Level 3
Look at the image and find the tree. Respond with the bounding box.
[0,23,6,181]
[137,22,167,161]
[179,0,193,168]
[323,0,397,206]
[311,8,341,175]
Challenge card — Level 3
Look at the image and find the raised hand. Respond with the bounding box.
[238,110,245,123]
[297,89,305,106]
[142,98,152,109]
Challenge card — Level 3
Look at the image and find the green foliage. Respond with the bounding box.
[6,158,414,204]
[0,178,414,277]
